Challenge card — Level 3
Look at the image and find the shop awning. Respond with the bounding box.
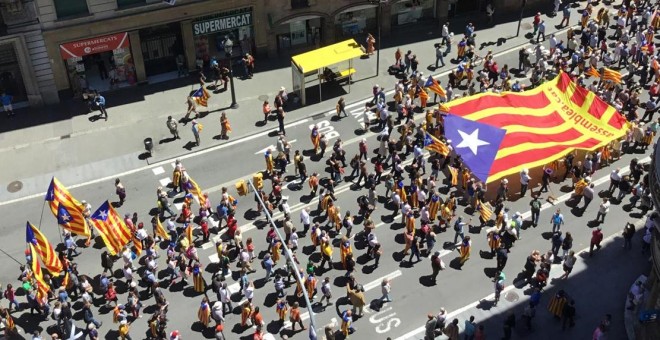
[291,39,363,73]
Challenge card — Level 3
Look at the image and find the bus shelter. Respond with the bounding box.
[291,39,364,106]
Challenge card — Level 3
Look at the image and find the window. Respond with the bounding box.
[291,0,309,9]
[54,0,88,19]
[117,0,145,8]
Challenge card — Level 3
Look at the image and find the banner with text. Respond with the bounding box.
[442,72,629,183]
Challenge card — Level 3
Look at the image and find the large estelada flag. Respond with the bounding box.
[45,178,91,237]
[443,72,628,183]
[28,244,51,300]
[192,87,211,107]
[90,201,132,255]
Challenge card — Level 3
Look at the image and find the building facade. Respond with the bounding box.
[0,0,58,106]
[35,0,540,102]
[644,142,660,338]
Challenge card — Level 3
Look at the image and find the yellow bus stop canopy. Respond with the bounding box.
[291,39,363,73]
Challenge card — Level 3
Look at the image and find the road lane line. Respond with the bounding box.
[152,166,165,175]
[0,118,310,206]
[283,269,404,328]
[159,177,171,187]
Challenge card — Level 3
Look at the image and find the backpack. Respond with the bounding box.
[261,259,267,270]
[454,221,461,232]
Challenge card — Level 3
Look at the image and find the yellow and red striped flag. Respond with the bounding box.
[424,75,446,97]
[192,86,211,107]
[28,244,51,298]
[602,68,622,84]
[155,218,171,241]
[3,309,15,333]
[585,67,600,78]
[479,200,493,221]
[45,177,90,237]
[90,201,132,255]
[133,234,142,256]
[60,271,70,289]
[449,167,459,186]
[423,131,450,156]
[186,224,193,245]
[186,176,207,207]
[26,222,63,276]
[443,72,628,183]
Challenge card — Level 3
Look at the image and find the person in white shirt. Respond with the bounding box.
[608,169,621,194]
[596,198,610,223]
[441,23,449,45]
[520,168,531,198]
[300,207,311,234]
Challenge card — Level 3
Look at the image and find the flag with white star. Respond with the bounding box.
[45,177,90,237]
[91,200,132,255]
[444,114,506,183]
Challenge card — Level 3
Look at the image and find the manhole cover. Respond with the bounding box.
[7,180,23,193]
[504,291,519,303]
[258,95,269,102]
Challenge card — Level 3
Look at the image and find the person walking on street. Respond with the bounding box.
[95,92,108,121]
[536,20,546,43]
[184,95,198,122]
[191,119,202,146]
[589,227,604,257]
[336,97,348,118]
[444,318,460,340]
[464,316,476,340]
[596,198,610,223]
[277,107,286,136]
[166,116,180,139]
[430,251,444,283]
[496,244,508,271]
[551,209,564,233]
[453,217,467,245]
[1,92,14,117]
[562,300,576,330]
[530,195,541,227]
[551,231,563,259]
[425,313,437,340]
[560,250,576,279]
[435,44,446,68]
[582,183,595,210]
[622,222,635,250]
[520,168,531,198]
[561,231,573,259]
[220,112,231,140]
[115,178,126,206]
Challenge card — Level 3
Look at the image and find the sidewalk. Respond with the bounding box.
[411,230,651,340]
[0,1,589,202]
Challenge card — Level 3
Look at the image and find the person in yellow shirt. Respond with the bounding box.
[340,237,353,269]
[118,319,131,340]
[264,149,274,176]
[320,240,333,270]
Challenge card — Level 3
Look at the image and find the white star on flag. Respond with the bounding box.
[456,128,489,155]
[60,212,71,222]
[98,210,108,220]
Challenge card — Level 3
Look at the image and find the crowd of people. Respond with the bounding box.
[1,1,659,340]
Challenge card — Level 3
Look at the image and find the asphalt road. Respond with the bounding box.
[0,5,656,340]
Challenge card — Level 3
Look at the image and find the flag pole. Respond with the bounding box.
[0,247,24,266]
[247,179,318,333]
[38,200,46,230]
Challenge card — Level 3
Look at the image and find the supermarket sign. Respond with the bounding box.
[59,32,129,59]
[193,12,252,36]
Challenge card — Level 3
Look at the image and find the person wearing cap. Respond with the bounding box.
[589,226,604,257]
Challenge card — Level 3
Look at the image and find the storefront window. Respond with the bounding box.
[117,0,145,9]
[140,23,183,77]
[392,0,435,25]
[54,0,89,19]
[192,7,254,67]
[336,7,377,37]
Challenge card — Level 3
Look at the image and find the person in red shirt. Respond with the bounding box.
[589,227,604,257]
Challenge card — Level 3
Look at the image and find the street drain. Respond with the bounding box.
[7,180,23,193]
[504,291,519,303]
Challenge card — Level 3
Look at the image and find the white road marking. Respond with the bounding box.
[0,118,310,206]
[159,177,171,187]
[174,202,183,211]
[283,269,404,328]
[255,140,297,155]
[152,166,165,175]
[363,270,402,291]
